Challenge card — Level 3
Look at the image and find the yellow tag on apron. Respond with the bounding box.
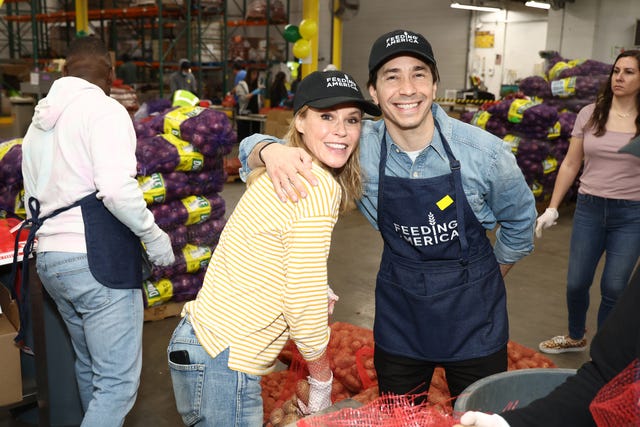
[436,195,454,211]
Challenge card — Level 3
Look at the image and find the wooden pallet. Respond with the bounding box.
[144,301,185,322]
[226,174,241,183]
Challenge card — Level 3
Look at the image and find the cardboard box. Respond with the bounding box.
[264,109,293,139]
[0,283,22,406]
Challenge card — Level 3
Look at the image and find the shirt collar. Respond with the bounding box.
[382,103,449,161]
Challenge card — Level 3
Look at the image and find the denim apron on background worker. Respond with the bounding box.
[10,191,146,426]
[12,192,144,339]
[19,37,174,427]
[373,120,509,401]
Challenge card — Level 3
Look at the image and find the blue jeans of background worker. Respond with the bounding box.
[36,252,143,427]
[168,316,263,427]
[567,193,640,340]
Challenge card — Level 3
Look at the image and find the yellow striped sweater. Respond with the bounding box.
[184,163,340,375]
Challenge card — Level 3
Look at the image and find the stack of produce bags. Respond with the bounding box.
[461,96,564,202]
[0,103,236,307]
[110,83,140,119]
[0,139,25,218]
[134,104,236,307]
[461,52,611,202]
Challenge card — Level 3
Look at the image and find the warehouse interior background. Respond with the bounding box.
[0,0,638,107]
[0,0,640,425]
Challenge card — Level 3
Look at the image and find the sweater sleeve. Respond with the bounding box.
[281,170,339,361]
[501,269,640,427]
[282,214,333,361]
[488,140,537,264]
[90,100,159,239]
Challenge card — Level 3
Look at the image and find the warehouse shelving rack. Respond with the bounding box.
[226,0,290,66]
[0,0,49,64]
[0,0,227,97]
[0,0,290,98]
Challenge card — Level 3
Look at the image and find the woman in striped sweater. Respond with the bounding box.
[167,70,381,427]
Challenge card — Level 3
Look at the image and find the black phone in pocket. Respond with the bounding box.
[169,350,191,365]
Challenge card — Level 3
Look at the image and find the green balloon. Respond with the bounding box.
[283,25,301,43]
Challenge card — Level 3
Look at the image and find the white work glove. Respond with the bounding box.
[535,207,559,238]
[142,225,175,266]
[297,374,333,415]
[328,287,339,315]
[457,411,510,427]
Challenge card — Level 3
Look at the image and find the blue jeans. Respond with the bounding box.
[168,316,263,427]
[567,194,640,339]
[36,252,143,427]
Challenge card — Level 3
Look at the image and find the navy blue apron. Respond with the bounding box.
[373,121,508,362]
[11,192,143,342]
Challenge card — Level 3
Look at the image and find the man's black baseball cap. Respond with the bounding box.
[368,29,436,74]
[293,70,381,116]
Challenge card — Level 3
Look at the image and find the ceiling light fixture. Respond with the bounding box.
[525,1,551,9]
[450,2,502,12]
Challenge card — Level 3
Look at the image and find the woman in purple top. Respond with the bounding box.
[536,50,640,354]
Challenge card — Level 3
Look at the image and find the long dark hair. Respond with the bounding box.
[244,67,260,113]
[244,67,259,91]
[587,50,640,138]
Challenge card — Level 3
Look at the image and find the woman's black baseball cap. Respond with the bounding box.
[293,70,381,116]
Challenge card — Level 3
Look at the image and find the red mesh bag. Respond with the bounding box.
[265,322,556,425]
[264,323,377,424]
[590,359,640,426]
[297,392,458,427]
[274,330,556,397]
[327,322,376,393]
[276,322,377,394]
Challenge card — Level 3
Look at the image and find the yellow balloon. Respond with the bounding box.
[293,39,311,59]
[298,19,318,41]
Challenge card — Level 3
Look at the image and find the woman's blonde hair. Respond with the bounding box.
[247,105,363,213]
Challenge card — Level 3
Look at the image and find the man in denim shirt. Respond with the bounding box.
[239,29,536,402]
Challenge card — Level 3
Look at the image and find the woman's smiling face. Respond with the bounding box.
[295,105,363,169]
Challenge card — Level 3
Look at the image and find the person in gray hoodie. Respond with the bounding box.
[21,36,174,427]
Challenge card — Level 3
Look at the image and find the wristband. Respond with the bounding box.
[258,141,277,164]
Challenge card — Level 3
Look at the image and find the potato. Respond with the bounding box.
[282,399,298,415]
[342,373,362,393]
[295,379,310,406]
[269,407,285,426]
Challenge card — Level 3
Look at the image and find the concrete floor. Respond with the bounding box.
[1,180,600,427]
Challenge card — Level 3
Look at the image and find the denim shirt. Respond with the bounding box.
[239,103,536,264]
